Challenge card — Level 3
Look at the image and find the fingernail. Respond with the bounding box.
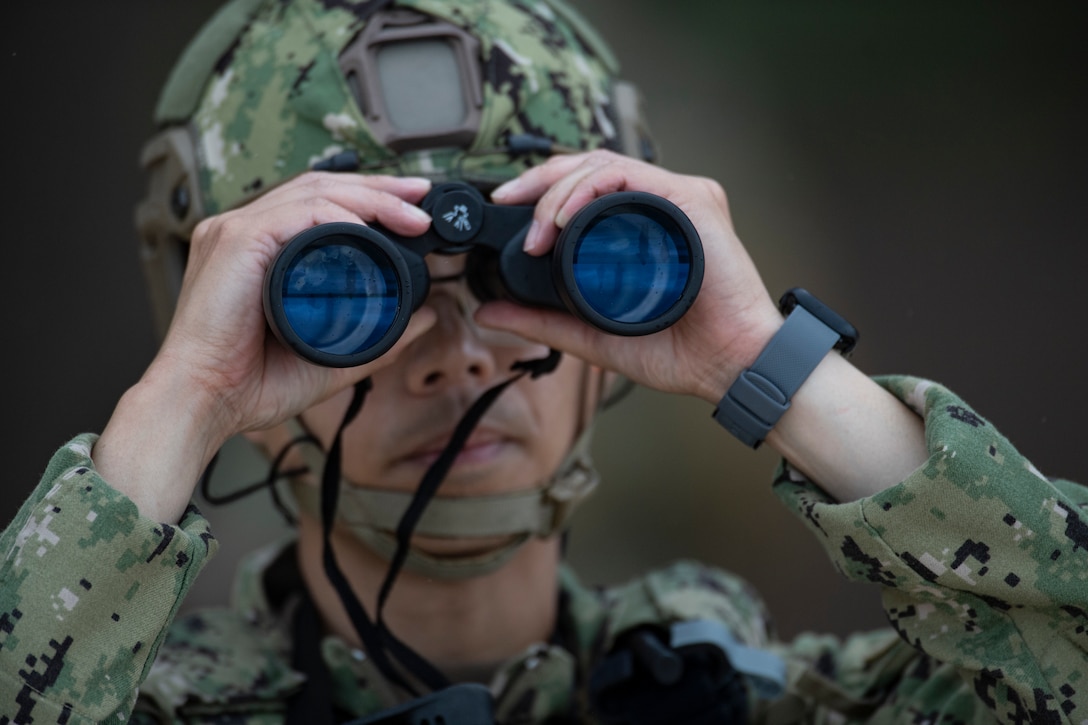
[403,200,431,222]
[523,220,540,253]
[492,177,521,201]
[555,207,570,229]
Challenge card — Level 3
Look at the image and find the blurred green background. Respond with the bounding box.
[4,2,1085,641]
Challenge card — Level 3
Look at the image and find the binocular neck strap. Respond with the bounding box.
[318,350,562,696]
[317,378,447,695]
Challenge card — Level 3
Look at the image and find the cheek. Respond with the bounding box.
[300,386,389,481]
[300,388,359,448]
[520,361,587,466]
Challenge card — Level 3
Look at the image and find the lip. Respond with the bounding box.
[398,428,512,470]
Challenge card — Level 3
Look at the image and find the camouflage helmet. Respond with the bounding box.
[136,0,657,337]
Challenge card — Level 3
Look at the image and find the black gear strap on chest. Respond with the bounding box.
[588,624,749,724]
[287,591,342,725]
[316,350,562,708]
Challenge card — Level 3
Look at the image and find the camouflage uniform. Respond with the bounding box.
[3,376,1085,723]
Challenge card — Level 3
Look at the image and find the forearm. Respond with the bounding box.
[1,436,218,723]
[95,362,230,524]
[773,376,1088,721]
[763,353,928,502]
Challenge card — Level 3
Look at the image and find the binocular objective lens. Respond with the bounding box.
[570,211,691,325]
[267,188,702,366]
[280,242,401,356]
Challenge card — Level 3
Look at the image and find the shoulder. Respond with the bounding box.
[136,605,303,720]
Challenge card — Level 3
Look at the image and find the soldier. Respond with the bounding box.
[1,0,1085,723]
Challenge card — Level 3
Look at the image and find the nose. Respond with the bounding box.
[402,293,499,395]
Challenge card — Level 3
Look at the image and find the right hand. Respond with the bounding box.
[94,172,438,522]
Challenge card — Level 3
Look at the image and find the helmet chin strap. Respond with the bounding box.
[311,349,563,696]
[288,422,599,580]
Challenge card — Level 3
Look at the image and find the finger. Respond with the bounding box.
[244,174,434,236]
[254,171,433,209]
[259,304,440,427]
[197,188,429,267]
[488,153,614,256]
[489,153,594,205]
[518,151,654,256]
[474,301,607,367]
[184,174,437,324]
[534,155,636,245]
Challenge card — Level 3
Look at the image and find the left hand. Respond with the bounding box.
[479,150,782,403]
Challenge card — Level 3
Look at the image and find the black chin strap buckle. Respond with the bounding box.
[346,683,495,725]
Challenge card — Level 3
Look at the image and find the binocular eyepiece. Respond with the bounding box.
[263,182,704,367]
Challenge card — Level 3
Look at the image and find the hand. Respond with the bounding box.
[482,152,929,499]
[95,172,438,522]
[160,171,440,436]
[480,151,782,403]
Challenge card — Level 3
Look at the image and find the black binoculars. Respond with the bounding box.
[263,182,704,367]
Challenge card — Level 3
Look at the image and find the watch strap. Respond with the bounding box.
[712,305,841,448]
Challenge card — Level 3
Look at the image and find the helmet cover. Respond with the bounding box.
[166,0,638,215]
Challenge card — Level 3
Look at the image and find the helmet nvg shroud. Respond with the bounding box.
[137,0,656,338]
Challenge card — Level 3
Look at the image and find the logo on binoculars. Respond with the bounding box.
[442,204,472,233]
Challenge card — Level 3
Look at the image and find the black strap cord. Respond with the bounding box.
[320,350,562,700]
[318,378,446,696]
[201,348,563,716]
[199,435,309,525]
[374,349,562,625]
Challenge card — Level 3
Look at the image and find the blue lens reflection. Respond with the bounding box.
[282,243,400,356]
[571,211,690,324]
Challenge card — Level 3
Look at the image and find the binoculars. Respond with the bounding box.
[263,182,704,367]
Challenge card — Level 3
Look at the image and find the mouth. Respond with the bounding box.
[399,430,512,470]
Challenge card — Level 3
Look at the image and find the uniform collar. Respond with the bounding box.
[237,536,610,721]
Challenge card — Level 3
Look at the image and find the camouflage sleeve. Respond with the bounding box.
[773,376,1088,722]
[0,434,218,724]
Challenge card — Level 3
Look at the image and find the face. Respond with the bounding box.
[297,252,592,500]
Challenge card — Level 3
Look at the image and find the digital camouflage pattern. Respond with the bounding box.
[0,436,217,724]
[165,0,627,216]
[2,376,1085,723]
[770,376,1088,723]
[129,542,776,723]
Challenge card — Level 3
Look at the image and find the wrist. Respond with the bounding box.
[691,306,783,405]
[95,369,232,523]
[140,356,240,453]
[710,289,858,448]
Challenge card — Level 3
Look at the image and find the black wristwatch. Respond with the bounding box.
[712,288,858,448]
